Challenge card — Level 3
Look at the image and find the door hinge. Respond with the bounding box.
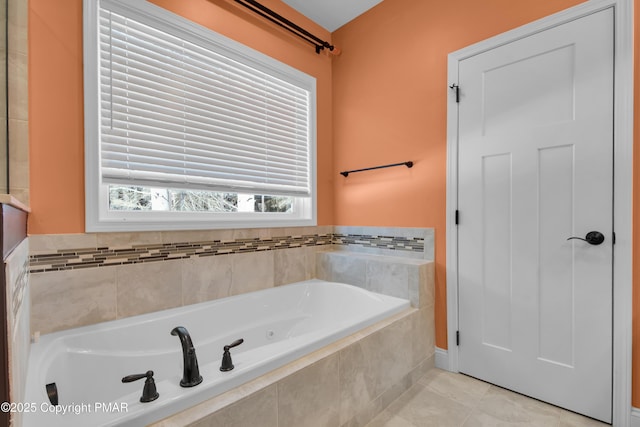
[450,83,460,103]
[455,210,459,225]
[613,231,616,245]
[456,330,460,346]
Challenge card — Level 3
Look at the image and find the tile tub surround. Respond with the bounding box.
[8,0,30,206]
[5,238,30,427]
[29,246,321,335]
[317,251,435,310]
[28,226,434,335]
[26,227,435,425]
[333,226,434,260]
[28,226,431,273]
[29,230,334,273]
[151,308,435,427]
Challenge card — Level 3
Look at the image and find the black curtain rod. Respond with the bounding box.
[233,0,338,54]
[340,161,414,177]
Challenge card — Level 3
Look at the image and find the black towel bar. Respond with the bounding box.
[340,161,414,177]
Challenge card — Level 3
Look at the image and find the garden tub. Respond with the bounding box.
[22,279,410,426]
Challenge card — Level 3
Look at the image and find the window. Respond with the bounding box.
[83,0,316,231]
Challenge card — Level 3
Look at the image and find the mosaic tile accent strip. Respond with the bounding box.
[29,233,425,273]
[30,234,333,273]
[333,233,425,252]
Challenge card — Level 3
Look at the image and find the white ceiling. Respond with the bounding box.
[281,0,383,32]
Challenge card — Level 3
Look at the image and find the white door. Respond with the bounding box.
[457,8,613,423]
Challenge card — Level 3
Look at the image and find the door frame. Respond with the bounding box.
[445,0,633,424]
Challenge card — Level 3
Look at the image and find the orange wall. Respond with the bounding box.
[332,0,640,407]
[332,0,587,352]
[29,0,85,233]
[28,0,334,234]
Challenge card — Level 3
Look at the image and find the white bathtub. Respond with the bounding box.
[22,279,410,427]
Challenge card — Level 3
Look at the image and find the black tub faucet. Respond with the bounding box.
[171,326,203,387]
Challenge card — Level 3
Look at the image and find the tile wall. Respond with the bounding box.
[317,251,434,308]
[333,226,434,260]
[29,226,433,335]
[28,227,329,334]
[8,0,29,205]
[5,237,29,427]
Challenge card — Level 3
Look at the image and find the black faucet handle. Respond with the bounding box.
[221,338,244,372]
[224,338,244,351]
[122,370,159,403]
[122,371,150,383]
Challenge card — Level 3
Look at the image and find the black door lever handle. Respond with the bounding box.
[567,231,605,245]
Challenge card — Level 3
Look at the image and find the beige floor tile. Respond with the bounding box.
[419,369,491,408]
[474,386,562,424]
[366,371,610,427]
[462,407,559,427]
[384,382,472,427]
[367,410,417,427]
[557,410,608,427]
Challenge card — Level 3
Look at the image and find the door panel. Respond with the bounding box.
[481,153,512,351]
[538,145,575,367]
[457,8,613,423]
[482,45,575,135]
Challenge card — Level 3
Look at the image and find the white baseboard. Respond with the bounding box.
[631,407,640,427]
[435,347,449,371]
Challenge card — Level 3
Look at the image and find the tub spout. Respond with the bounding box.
[170,326,203,387]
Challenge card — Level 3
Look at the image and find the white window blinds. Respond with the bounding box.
[98,8,312,197]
